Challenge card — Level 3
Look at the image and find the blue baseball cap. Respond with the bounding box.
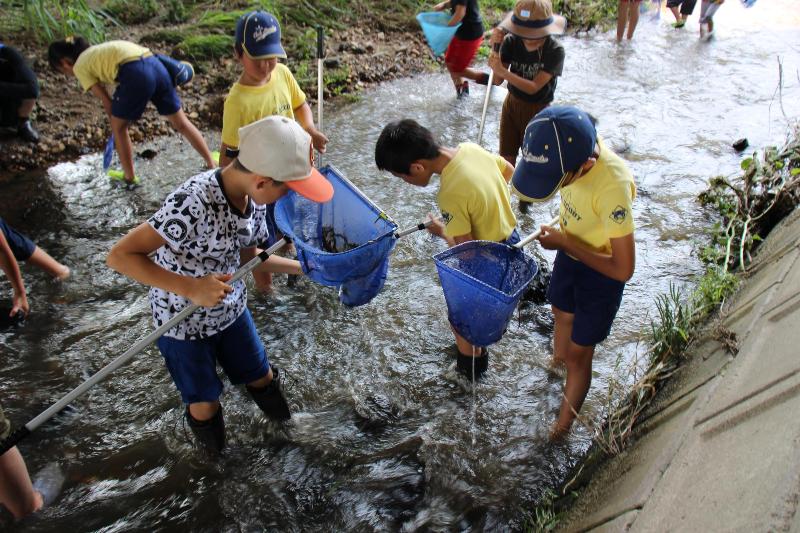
[235,11,286,59]
[512,105,597,202]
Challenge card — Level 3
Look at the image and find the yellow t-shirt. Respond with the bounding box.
[558,137,636,255]
[73,41,151,92]
[438,143,517,242]
[221,63,306,148]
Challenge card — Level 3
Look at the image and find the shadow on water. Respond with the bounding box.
[2,2,800,529]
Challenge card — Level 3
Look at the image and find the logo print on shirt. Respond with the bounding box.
[441,212,453,225]
[610,206,627,224]
[253,24,277,42]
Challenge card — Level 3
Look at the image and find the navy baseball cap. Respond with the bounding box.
[512,106,597,202]
[235,11,286,59]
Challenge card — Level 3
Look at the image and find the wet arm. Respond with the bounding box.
[218,142,236,169]
[0,230,28,315]
[293,102,328,153]
[242,246,303,276]
[89,83,113,118]
[448,4,466,25]
[499,69,554,96]
[539,227,636,282]
[501,159,514,183]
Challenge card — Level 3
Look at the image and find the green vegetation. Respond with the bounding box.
[139,28,190,46]
[175,34,234,61]
[3,0,117,43]
[527,126,800,527]
[104,0,159,25]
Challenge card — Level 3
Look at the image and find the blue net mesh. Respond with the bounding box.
[416,12,461,56]
[434,241,539,346]
[274,166,399,307]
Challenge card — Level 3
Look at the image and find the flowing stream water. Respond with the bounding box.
[1,2,800,530]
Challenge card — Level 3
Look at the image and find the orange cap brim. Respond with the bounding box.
[285,167,334,203]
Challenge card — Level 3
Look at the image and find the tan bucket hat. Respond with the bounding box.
[498,0,567,39]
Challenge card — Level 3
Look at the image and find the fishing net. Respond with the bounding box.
[274,165,399,307]
[416,12,461,57]
[434,241,539,347]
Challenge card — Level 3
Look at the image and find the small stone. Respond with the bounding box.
[189,111,199,119]
[732,138,749,152]
[324,57,341,69]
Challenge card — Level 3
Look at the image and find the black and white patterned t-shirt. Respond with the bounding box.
[147,170,269,340]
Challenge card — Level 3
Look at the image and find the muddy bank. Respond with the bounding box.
[0,25,434,174]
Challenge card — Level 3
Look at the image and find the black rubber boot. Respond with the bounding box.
[186,405,226,453]
[17,119,39,143]
[456,348,489,381]
[247,367,291,421]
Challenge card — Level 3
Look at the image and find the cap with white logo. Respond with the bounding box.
[238,116,333,203]
[235,10,286,59]
[511,105,597,202]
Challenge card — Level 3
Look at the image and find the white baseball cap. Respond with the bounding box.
[238,116,333,203]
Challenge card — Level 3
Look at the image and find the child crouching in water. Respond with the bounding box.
[48,37,216,186]
[107,116,333,453]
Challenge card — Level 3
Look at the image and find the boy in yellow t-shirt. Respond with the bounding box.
[511,105,636,440]
[48,37,215,186]
[220,10,327,291]
[375,119,518,380]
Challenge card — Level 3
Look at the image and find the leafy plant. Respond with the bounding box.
[176,34,235,61]
[104,0,159,25]
[16,0,117,43]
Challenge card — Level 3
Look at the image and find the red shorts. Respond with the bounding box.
[445,36,483,73]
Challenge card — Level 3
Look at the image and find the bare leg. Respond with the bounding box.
[26,246,69,280]
[0,446,43,519]
[627,2,640,39]
[616,0,628,41]
[110,116,137,184]
[246,366,273,389]
[550,305,573,370]
[448,70,464,93]
[253,270,273,292]
[188,399,220,422]
[17,99,35,119]
[166,109,216,169]
[451,324,483,357]
[550,306,596,439]
[669,5,681,21]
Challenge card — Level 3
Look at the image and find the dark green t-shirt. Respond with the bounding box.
[500,35,565,104]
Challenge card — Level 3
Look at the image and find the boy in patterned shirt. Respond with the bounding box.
[219,10,328,290]
[107,116,333,453]
[511,106,636,440]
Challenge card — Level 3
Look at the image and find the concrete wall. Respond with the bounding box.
[557,207,800,532]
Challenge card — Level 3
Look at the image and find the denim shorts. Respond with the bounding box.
[501,228,521,246]
[156,309,270,404]
[0,216,35,261]
[112,55,181,121]
[547,251,626,347]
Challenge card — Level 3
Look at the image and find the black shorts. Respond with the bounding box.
[547,251,626,346]
[0,217,36,261]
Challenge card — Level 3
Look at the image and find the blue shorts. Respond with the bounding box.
[112,55,181,121]
[547,251,625,347]
[0,217,35,261]
[501,228,521,246]
[156,309,270,404]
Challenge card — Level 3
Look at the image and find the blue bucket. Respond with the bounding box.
[434,241,539,347]
[274,165,399,307]
[416,12,461,57]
